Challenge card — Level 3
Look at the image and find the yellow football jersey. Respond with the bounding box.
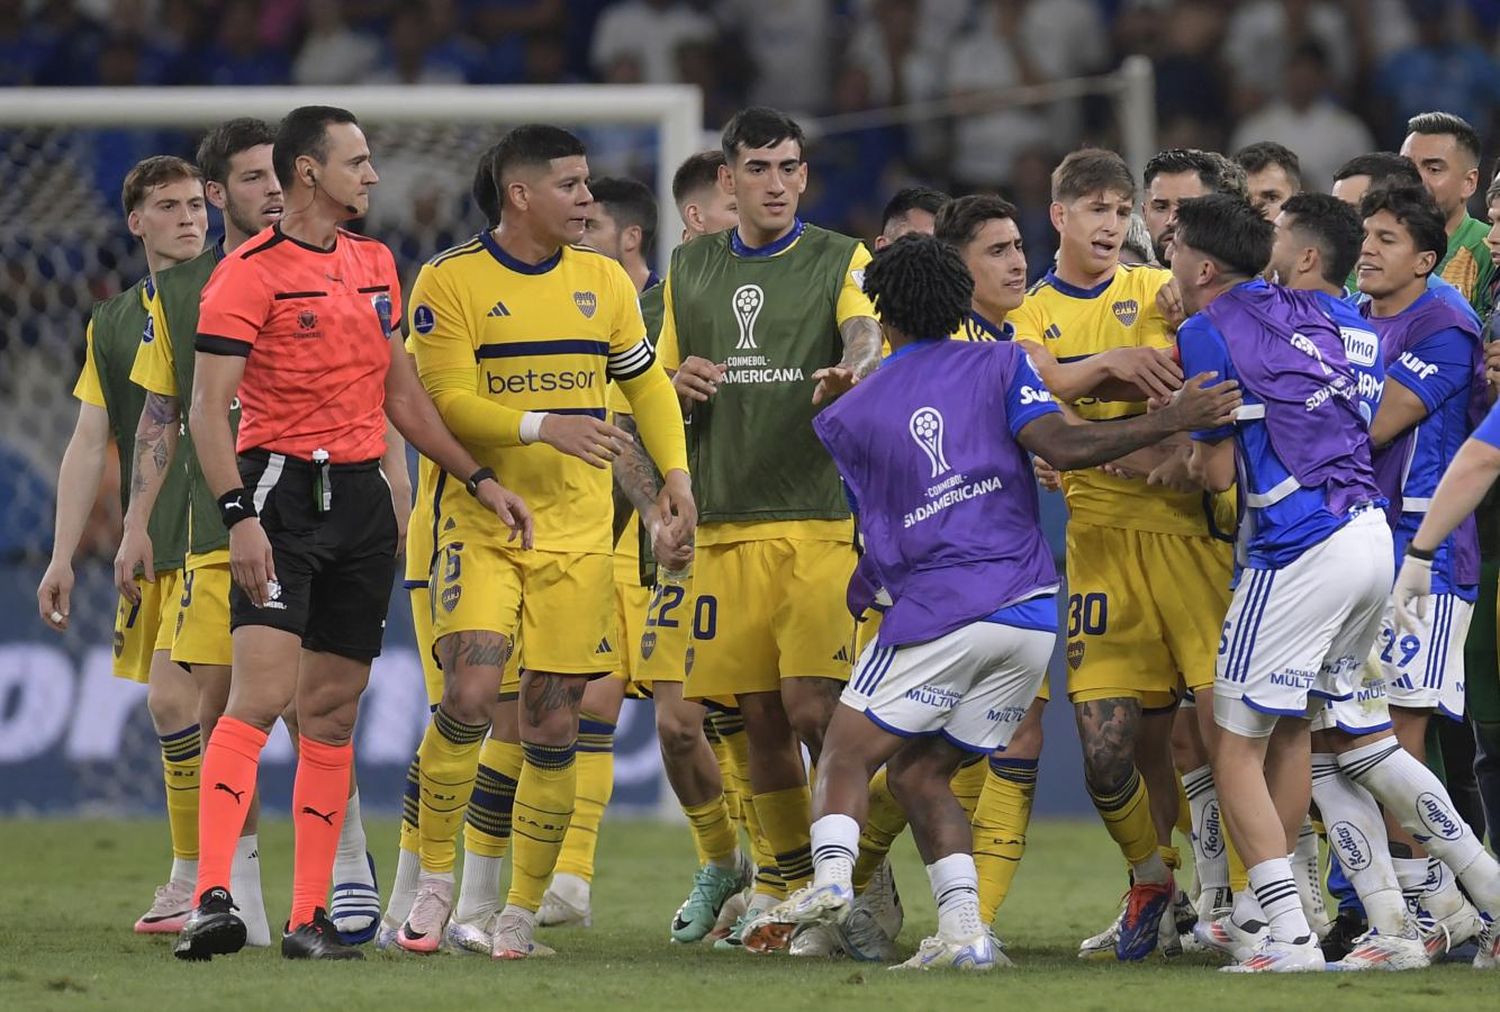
[411,233,674,554]
[952,309,1013,342]
[1010,264,1212,538]
[132,285,176,397]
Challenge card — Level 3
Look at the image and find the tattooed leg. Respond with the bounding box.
[519,669,590,747]
[436,630,512,726]
[1076,697,1144,797]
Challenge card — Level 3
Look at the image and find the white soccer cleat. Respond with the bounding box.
[1193,911,1269,962]
[1221,936,1325,973]
[1474,917,1500,970]
[1077,905,1123,961]
[1331,927,1430,971]
[890,931,1010,972]
[742,883,853,954]
[135,880,195,934]
[444,911,500,955]
[492,907,556,960]
[1415,900,1484,957]
[708,890,749,943]
[394,875,452,955]
[1194,887,1232,928]
[838,861,903,962]
[537,874,593,928]
[374,914,400,952]
[788,922,844,957]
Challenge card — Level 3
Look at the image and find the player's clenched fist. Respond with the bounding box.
[672,356,726,405]
[537,413,631,469]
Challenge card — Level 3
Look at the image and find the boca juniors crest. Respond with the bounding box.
[574,291,598,318]
[1111,299,1139,326]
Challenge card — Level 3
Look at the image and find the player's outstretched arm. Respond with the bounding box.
[38,402,111,631]
[113,391,180,598]
[1020,338,1183,403]
[1016,372,1240,471]
[812,316,883,405]
[618,363,695,554]
[1367,378,1430,449]
[1186,438,1236,493]
[611,413,692,571]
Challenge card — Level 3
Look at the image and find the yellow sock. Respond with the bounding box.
[952,756,987,821]
[400,754,420,854]
[754,785,813,892]
[464,738,524,859]
[684,796,738,865]
[708,710,744,825]
[1227,832,1249,893]
[1160,845,1182,873]
[1088,768,1158,868]
[716,710,779,895]
[507,742,578,912]
[1174,771,1192,838]
[853,767,907,892]
[974,756,1037,924]
[417,708,490,874]
[552,714,614,882]
[160,724,202,861]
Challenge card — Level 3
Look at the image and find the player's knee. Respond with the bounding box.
[885,754,936,812]
[1081,747,1136,796]
[787,706,828,757]
[297,692,360,746]
[145,680,197,733]
[1006,708,1045,759]
[656,704,703,757]
[441,675,498,726]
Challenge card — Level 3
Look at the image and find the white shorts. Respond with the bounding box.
[1215,510,1392,738]
[1310,643,1393,736]
[1380,594,1473,720]
[843,619,1053,754]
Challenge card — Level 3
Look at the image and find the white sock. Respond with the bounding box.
[549,871,590,908]
[1248,857,1311,943]
[1339,738,1500,912]
[1183,764,1228,893]
[454,851,504,925]
[334,788,371,882]
[927,853,983,941]
[1420,856,1471,920]
[230,833,270,947]
[1310,755,1405,935]
[1231,886,1265,929]
[170,857,198,889]
[810,813,859,890]
[1393,855,1428,908]
[386,847,421,925]
[747,890,777,914]
[1291,818,1326,931]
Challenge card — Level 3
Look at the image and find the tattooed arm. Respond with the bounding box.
[813,316,883,405]
[611,412,692,570]
[113,391,181,600]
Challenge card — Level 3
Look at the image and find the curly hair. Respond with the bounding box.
[861,233,973,340]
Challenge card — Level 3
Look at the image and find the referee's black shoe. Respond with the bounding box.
[174,887,247,961]
[283,908,365,961]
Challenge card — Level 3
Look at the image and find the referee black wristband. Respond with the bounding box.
[218,487,258,530]
[465,467,496,497]
[1406,544,1436,562]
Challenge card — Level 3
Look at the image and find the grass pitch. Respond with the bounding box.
[2,816,1496,1010]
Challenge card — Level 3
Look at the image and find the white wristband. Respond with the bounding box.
[519,411,547,445]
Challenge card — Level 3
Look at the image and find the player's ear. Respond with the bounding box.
[1048,201,1065,233]
[1463,165,1480,199]
[126,207,144,238]
[623,223,641,255]
[507,180,528,213]
[1418,250,1438,278]
[717,163,735,196]
[793,160,808,194]
[204,179,228,211]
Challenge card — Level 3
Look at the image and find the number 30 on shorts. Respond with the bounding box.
[1067,592,1107,637]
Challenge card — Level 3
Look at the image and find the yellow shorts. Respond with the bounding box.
[636,578,694,688]
[408,583,443,709]
[684,538,856,700]
[172,563,232,668]
[856,604,1052,702]
[1064,522,1232,709]
[113,569,182,682]
[430,535,616,676]
[613,579,651,684]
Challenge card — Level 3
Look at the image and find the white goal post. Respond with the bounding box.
[0,84,705,259]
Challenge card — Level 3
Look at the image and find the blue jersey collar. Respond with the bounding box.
[644,269,663,291]
[481,229,562,274]
[967,310,1013,341]
[884,337,947,364]
[730,218,805,258]
[1042,268,1114,300]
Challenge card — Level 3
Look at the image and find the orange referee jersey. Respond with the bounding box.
[196,224,401,463]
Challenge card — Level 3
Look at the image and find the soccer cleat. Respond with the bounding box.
[173,887,247,962]
[1331,927,1430,971]
[1415,900,1483,957]
[538,886,592,929]
[1194,912,1269,962]
[492,907,556,960]
[671,863,749,944]
[1221,936,1326,973]
[708,890,749,942]
[890,931,1009,972]
[1078,903,1124,961]
[743,883,853,954]
[1171,887,1198,939]
[713,908,760,951]
[1194,887,1232,927]
[839,860,903,963]
[1115,879,1173,961]
[789,922,844,957]
[283,907,365,960]
[394,876,453,955]
[1473,917,1499,970]
[135,879,194,934]
[374,915,399,952]
[444,911,500,955]
[1319,907,1368,962]
[330,852,381,945]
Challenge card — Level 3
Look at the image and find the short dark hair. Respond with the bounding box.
[472,142,502,228]
[861,233,973,340]
[1406,110,1482,164]
[121,155,202,214]
[589,176,658,256]
[1235,141,1302,187]
[1051,147,1135,203]
[934,194,1017,247]
[493,124,587,201]
[672,150,726,207]
[1279,192,1363,286]
[1486,172,1500,205]
[721,106,805,164]
[273,105,359,189]
[1359,184,1448,273]
[1332,151,1422,189]
[881,186,950,234]
[1173,193,1273,279]
[1144,148,1248,199]
[196,118,275,186]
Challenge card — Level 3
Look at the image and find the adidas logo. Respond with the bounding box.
[487,301,511,318]
[833,645,850,663]
[1042,323,1062,341]
[443,517,456,531]
[595,637,612,654]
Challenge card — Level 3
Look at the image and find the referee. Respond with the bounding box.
[175,106,530,962]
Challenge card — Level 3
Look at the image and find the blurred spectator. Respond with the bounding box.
[33,0,107,86]
[844,0,944,108]
[717,0,833,113]
[293,0,381,85]
[1007,146,1059,282]
[1230,40,1377,190]
[198,0,290,86]
[362,6,467,85]
[523,29,582,85]
[674,37,740,128]
[1375,0,1500,144]
[851,0,971,56]
[1221,1,1357,113]
[803,63,905,236]
[1144,0,1232,151]
[469,0,560,84]
[590,0,715,84]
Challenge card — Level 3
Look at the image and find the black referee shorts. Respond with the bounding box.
[230,449,398,660]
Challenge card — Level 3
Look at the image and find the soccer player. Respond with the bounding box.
[654,107,882,952]
[1142,148,1248,264]
[1234,141,1302,221]
[874,186,950,250]
[1011,148,1233,961]
[744,231,1240,969]
[36,155,206,935]
[1400,112,1495,317]
[401,124,691,960]
[1174,192,1390,973]
[174,106,530,962]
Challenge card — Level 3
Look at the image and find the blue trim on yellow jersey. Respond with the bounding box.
[480,229,562,274]
[428,470,446,584]
[474,338,609,359]
[1055,352,1095,363]
[546,406,608,419]
[1040,269,1114,300]
[730,217,806,258]
[966,310,1012,341]
[430,237,485,267]
[403,579,428,590]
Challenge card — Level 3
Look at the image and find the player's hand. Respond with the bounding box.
[1393,554,1434,634]
[1146,448,1199,493]
[1156,278,1187,331]
[37,560,74,632]
[1033,455,1063,492]
[1102,346,1183,401]
[657,468,697,542]
[475,479,534,550]
[537,413,631,469]
[673,357,726,404]
[229,518,278,610]
[1484,341,1500,391]
[392,490,412,558]
[1100,462,1143,480]
[1164,372,1241,431]
[113,524,155,604]
[812,365,859,405]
